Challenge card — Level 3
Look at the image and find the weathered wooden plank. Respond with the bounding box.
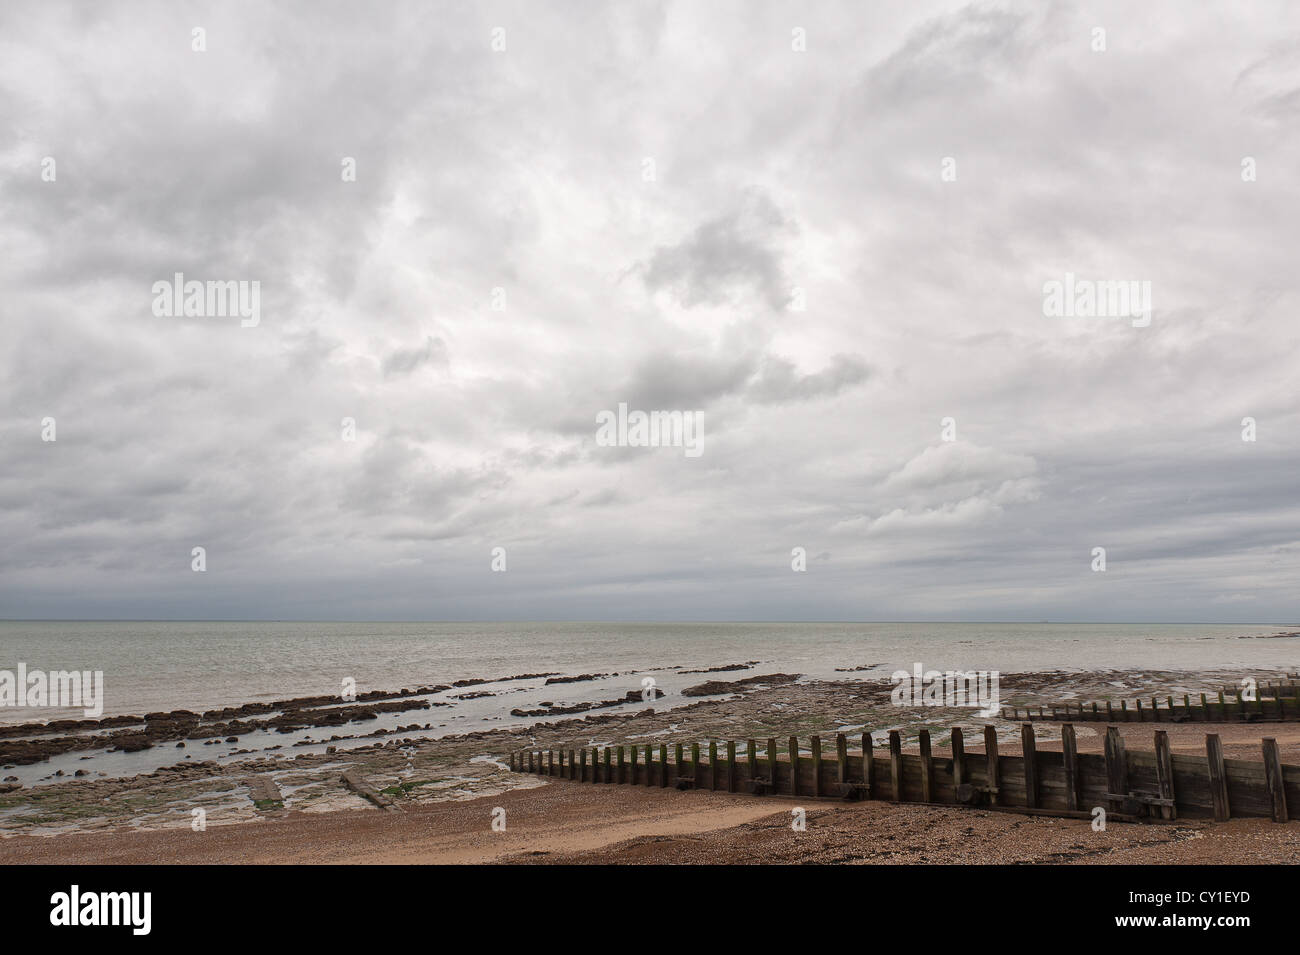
[919,729,933,803]
[862,732,874,797]
[690,742,700,788]
[727,740,737,793]
[709,740,718,791]
[789,737,800,796]
[1262,738,1288,823]
[811,735,823,797]
[1104,726,1127,807]
[889,730,903,801]
[836,733,848,785]
[1061,723,1079,811]
[767,737,778,789]
[660,744,668,787]
[1153,730,1176,820]
[1021,722,1038,808]
[984,725,1000,805]
[951,728,965,789]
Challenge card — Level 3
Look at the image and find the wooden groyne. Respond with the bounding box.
[1005,692,1300,723]
[509,725,1297,823]
[1220,679,1300,698]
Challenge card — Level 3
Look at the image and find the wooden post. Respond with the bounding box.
[691,742,700,788]
[889,730,903,802]
[1104,726,1127,807]
[629,744,637,784]
[861,732,874,797]
[767,737,778,788]
[1262,738,1289,823]
[674,742,683,776]
[603,746,612,782]
[951,727,966,788]
[548,750,555,776]
[1061,723,1079,811]
[1106,700,1114,721]
[836,733,848,786]
[645,744,654,787]
[616,746,625,783]
[1021,722,1038,808]
[727,740,737,793]
[789,737,800,796]
[748,739,758,782]
[1153,730,1176,820]
[709,740,718,791]
[811,735,823,797]
[984,725,1000,806]
[660,743,669,788]
[919,729,933,803]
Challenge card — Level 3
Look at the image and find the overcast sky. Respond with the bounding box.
[2,0,1298,622]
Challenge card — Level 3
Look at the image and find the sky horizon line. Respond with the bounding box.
[2,618,1295,627]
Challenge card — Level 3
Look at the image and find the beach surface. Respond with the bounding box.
[4,666,1300,863]
[4,772,1299,865]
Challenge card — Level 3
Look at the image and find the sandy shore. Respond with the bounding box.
[4,773,1298,865]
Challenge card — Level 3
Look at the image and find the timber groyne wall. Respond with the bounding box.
[1007,691,1300,724]
[509,724,1297,824]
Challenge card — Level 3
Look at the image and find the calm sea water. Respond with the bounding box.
[0,620,1295,725]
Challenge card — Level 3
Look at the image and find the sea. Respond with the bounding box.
[1,620,1295,726]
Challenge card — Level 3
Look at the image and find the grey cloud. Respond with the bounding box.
[747,354,871,404]
[1,0,1298,623]
[382,336,449,377]
[641,192,794,310]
